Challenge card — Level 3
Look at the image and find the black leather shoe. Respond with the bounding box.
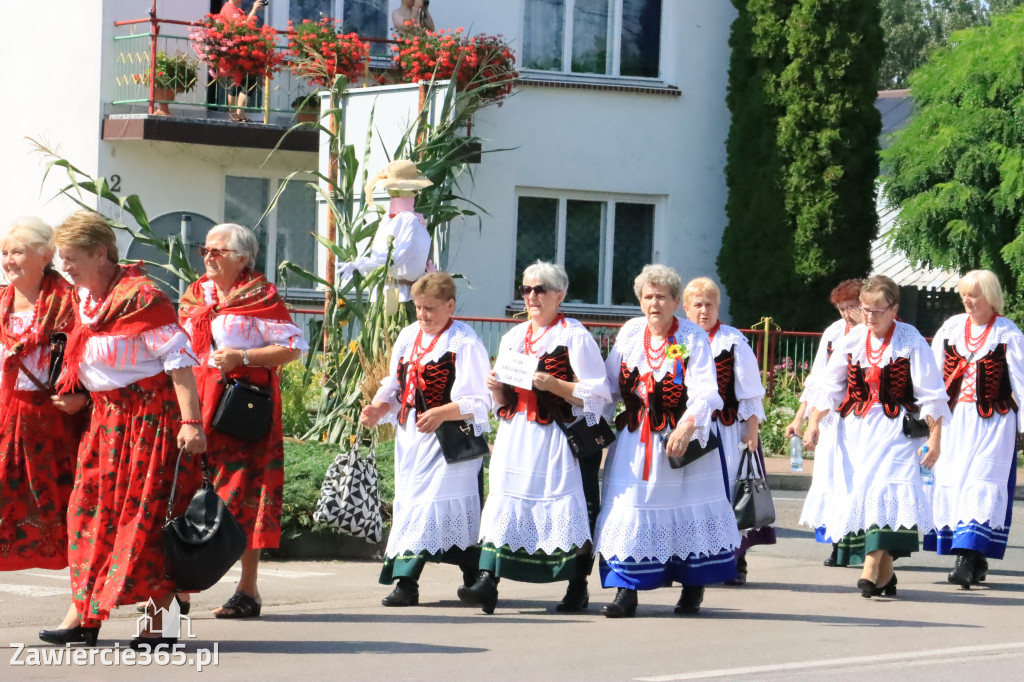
[556,577,590,612]
[600,588,638,618]
[129,636,177,651]
[456,570,498,614]
[948,553,975,589]
[823,544,842,567]
[857,578,876,598]
[382,578,419,607]
[872,572,897,597]
[39,625,100,647]
[674,585,704,615]
[973,556,989,584]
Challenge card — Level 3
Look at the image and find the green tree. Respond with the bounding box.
[881,10,1024,320]
[719,0,881,328]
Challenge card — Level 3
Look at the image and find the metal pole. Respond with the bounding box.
[179,214,191,298]
[148,0,159,115]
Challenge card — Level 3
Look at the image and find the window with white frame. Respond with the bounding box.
[514,194,655,305]
[288,0,389,54]
[224,176,318,287]
[522,0,662,78]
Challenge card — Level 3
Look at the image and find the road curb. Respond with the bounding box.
[768,469,1024,500]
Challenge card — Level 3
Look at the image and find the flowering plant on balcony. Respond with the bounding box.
[191,13,283,86]
[149,51,199,93]
[393,28,516,104]
[286,17,370,88]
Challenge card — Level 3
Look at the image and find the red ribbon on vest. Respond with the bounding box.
[638,372,656,481]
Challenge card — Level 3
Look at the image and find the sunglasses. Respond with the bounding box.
[520,284,550,297]
[199,247,237,259]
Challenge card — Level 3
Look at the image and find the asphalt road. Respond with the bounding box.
[3,493,1023,680]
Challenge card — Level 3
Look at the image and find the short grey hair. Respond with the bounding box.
[208,223,259,269]
[3,216,55,256]
[522,260,568,293]
[634,264,682,302]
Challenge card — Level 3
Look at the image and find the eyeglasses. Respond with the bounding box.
[860,305,893,317]
[199,247,237,259]
[520,285,550,297]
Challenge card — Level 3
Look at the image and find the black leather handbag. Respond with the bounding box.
[537,391,615,460]
[435,420,490,464]
[163,448,247,591]
[48,332,67,388]
[902,411,929,438]
[668,429,721,469]
[732,447,777,530]
[211,371,273,442]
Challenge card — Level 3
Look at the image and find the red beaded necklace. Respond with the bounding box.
[524,314,563,356]
[644,318,679,370]
[964,315,995,354]
[411,318,453,364]
[82,268,120,319]
[5,287,45,339]
[864,324,895,367]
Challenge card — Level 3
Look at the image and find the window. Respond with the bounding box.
[224,176,318,287]
[523,0,662,78]
[514,194,655,305]
[288,0,389,55]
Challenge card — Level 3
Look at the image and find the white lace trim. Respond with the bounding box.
[931,481,1010,531]
[935,314,1024,357]
[919,399,951,427]
[686,400,712,446]
[594,501,740,563]
[842,322,919,364]
[455,397,490,435]
[479,494,592,554]
[392,320,478,366]
[799,486,832,529]
[385,495,482,557]
[571,383,603,426]
[737,397,766,422]
[616,316,703,382]
[827,482,935,538]
[709,324,746,356]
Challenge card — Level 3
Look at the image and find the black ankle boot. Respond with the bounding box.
[382,578,420,607]
[823,543,841,567]
[600,588,638,618]
[948,552,976,589]
[556,556,593,612]
[675,585,704,615]
[39,625,100,647]
[973,556,989,584]
[725,556,747,586]
[456,570,499,614]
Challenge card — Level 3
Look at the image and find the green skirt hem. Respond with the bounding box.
[479,542,581,583]
[836,524,919,565]
[379,545,480,584]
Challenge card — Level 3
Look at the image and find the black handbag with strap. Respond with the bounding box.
[211,372,274,441]
[435,419,490,463]
[732,446,777,530]
[902,411,929,438]
[667,429,721,469]
[163,447,248,591]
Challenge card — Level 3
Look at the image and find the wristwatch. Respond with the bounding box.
[242,349,250,366]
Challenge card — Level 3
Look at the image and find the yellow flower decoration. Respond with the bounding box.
[666,343,685,360]
[348,340,359,354]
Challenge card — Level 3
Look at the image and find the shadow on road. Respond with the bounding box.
[639,607,982,627]
[259,602,581,625]
[215,640,489,655]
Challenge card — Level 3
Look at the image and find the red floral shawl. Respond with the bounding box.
[0,270,76,397]
[178,270,293,361]
[55,263,180,394]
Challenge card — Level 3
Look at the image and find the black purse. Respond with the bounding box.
[902,411,929,438]
[163,447,248,591]
[732,446,777,530]
[48,332,67,388]
[435,420,490,464]
[536,390,616,460]
[668,429,721,469]
[211,368,274,442]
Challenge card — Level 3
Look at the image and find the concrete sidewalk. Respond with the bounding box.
[763,455,1024,500]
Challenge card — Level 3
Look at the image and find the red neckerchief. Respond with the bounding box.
[178,270,293,362]
[55,263,179,394]
[0,271,75,397]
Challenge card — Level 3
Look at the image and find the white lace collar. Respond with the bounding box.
[394,319,477,365]
[616,316,706,381]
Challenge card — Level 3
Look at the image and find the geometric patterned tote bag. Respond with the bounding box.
[313,446,383,544]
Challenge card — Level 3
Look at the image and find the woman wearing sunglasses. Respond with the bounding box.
[179,223,307,620]
[458,261,611,614]
[790,279,864,567]
[925,270,1024,588]
[803,275,950,598]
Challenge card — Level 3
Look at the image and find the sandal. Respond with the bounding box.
[214,591,261,619]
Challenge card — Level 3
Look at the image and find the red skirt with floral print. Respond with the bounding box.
[0,390,81,571]
[195,364,284,550]
[68,373,199,627]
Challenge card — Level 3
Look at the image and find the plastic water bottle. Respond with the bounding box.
[789,435,803,472]
[920,446,934,486]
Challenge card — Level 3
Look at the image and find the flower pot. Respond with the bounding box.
[296,111,317,123]
[152,86,176,116]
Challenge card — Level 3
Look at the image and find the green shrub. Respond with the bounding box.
[760,369,804,458]
[280,360,322,438]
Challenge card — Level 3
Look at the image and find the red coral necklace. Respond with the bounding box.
[524,315,563,356]
[864,324,895,367]
[964,316,995,354]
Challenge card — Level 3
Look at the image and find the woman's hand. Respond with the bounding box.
[919,437,940,469]
[665,418,697,457]
[360,402,389,428]
[486,370,503,393]
[532,372,560,392]
[177,423,207,454]
[784,418,803,439]
[51,393,90,415]
[416,407,445,434]
[211,348,243,372]
[803,422,820,451]
[743,417,760,452]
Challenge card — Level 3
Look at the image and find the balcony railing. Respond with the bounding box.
[110,13,395,125]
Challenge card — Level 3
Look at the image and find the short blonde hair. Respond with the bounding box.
[683,277,721,307]
[2,216,54,256]
[54,211,118,263]
[957,270,1005,314]
[861,275,899,308]
[633,264,682,302]
[411,271,456,301]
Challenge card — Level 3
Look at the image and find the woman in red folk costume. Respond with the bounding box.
[179,223,306,620]
[0,217,80,573]
[39,211,206,649]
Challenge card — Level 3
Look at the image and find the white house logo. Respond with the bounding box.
[134,598,197,639]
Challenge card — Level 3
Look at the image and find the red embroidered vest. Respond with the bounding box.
[396,351,456,425]
[496,345,576,424]
[837,355,915,418]
[942,343,1017,418]
[615,363,688,433]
